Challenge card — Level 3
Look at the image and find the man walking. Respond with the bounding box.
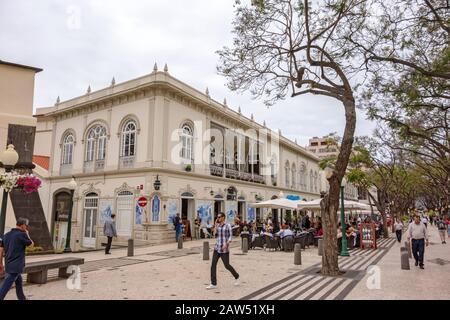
[0,218,34,300]
[437,217,447,244]
[103,214,117,254]
[206,212,240,289]
[407,214,429,269]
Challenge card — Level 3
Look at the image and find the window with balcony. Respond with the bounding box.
[285,161,290,187]
[180,124,193,164]
[120,120,137,168]
[60,132,75,175]
[84,125,107,172]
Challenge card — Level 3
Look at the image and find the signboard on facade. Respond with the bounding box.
[138,196,148,207]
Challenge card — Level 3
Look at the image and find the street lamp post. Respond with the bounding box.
[64,177,77,253]
[340,184,349,257]
[0,145,19,238]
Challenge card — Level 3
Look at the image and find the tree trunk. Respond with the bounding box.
[321,97,356,276]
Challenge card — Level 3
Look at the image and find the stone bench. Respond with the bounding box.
[24,257,84,284]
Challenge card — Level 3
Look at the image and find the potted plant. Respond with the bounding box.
[185,164,192,172]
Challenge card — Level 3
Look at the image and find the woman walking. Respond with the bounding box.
[394,218,404,242]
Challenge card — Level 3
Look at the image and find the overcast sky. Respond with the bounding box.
[0,0,376,147]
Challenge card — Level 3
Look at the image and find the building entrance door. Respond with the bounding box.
[214,200,224,221]
[181,198,194,239]
[82,193,98,248]
[116,191,134,237]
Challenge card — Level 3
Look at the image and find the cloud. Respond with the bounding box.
[0,0,376,146]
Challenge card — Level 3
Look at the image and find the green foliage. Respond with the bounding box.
[25,246,43,254]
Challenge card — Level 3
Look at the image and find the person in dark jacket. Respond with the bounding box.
[174,213,182,242]
[103,214,117,254]
[0,218,34,300]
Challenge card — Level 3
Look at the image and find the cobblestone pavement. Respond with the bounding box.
[2,227,448,300]
[241,237,396,300]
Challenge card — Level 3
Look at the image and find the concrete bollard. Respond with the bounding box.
[178,234,183,249]
[127,239,134,257]
[294,243,302,265]
[404,241,412,259]
[242,238,248,254]
[400,247,410,270]
[203,241,209,260]
[318,238,323,256]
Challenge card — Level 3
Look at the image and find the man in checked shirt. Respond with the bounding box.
[206,212,240,290]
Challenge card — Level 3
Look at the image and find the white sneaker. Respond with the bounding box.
[206,284,217,290]
[234,278,240,286]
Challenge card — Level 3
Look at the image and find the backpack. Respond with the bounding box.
[438,221,446,230]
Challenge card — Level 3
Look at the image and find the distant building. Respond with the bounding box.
[306,136,339,160]
[308,136,359,201]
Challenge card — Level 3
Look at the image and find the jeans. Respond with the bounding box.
[175,225,182,242]
[0,273,26,300]
[105,236,113,254]
[210,250,239,286]
[395,230,402,242]
[411,239,425,266]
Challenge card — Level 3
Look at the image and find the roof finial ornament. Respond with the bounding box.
[238,106,241,114]
[263,120,266,127]
[251,113,254,121]
[205,87,210,97]
[55,96,60,106]
[153,62,158,72]
[111,77,116,86]
[295,138,298,144]
[86,85,91,94]
[278,129,282,136]
[164,63,168,72]
[223,98,227,106]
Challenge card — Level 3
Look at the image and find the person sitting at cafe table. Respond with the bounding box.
[315,223,323,237]
[276,225,295,239]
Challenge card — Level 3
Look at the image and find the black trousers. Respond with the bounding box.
[395,230,402,242]
[105,236,113,254]
[210,250,239,286]
[411,239,425,266]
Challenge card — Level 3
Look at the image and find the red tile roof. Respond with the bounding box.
[33,155,50,170]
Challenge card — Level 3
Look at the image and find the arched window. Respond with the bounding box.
[180,124,193,163]
[309,169,314,192]
[298,163,307,191]
[285,161,290,187]
[62,133,74,165]
[121,120,137,157]
[85,129,96,162]
[314,171,318,192]
[291,164,296,189]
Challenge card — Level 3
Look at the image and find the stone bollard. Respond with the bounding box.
[242,238,248,254]
[404,241,412,259]
[203,241,209,260]
[400,247,410,270]
[178,234,183,249]
[127,239,134,257]
[318,238,323,256]
[294,243,302,265]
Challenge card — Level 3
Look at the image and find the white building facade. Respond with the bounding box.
[35,69,322,251]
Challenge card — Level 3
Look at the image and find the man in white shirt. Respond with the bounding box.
[407,215,429,269]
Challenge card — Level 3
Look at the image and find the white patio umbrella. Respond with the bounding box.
[297,198,371,211]
[249,198,300,210]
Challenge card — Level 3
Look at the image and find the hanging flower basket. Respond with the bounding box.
[0,172,41,194]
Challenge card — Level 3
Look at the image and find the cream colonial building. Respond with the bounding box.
[35,66,323,251]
